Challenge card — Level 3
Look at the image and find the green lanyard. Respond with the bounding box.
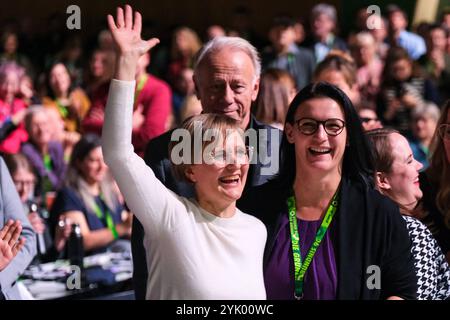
[43,153,52,171]
[55,99,69,118]
[287,189,339,300]
[42,153,54,193]
[92,196,119,240]
[134,73,148,108]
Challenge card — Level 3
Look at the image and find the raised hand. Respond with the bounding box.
[107,5,159,81]
[0,220,26,271]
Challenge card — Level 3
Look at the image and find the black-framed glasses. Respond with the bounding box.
[295,118,346,136]
[438,124,450,140]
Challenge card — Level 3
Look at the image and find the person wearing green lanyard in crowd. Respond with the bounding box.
[21,107,67,198]
[80,45,172,158]
[248,82,417,299]
[50,134,132,255]
[42,62,91,133]
[129,50,173,156]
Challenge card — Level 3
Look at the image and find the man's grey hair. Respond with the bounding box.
[193,36,261,82]
[24,105,48,134]
[311,3,337,23]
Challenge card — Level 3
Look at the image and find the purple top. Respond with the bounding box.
[264,213,338,300]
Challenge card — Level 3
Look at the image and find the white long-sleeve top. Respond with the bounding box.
[102,79,267,300]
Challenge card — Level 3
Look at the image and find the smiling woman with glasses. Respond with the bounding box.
[295,118,345,136]
[250,82,417,300]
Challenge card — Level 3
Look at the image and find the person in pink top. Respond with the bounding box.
[0,62,28,154]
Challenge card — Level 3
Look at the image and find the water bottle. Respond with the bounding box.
[68,223,84,269]
[29,202,47,256]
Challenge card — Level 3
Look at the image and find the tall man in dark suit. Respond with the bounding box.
[132,36,282,299]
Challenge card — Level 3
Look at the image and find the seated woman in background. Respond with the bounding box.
[21,107,66,196]
[46,107,80,163]
[367,128,450,300]
[419,101,450,263]
[3,153,71,262]
[42,62,90,133]
[254,68,297,130]
[408,102,440,170]
[50,134,132,255]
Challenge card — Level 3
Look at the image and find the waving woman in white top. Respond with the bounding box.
[101,5,266,300]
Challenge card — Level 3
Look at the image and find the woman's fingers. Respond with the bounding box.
[0,220,13,239]
[12,238,26,257]
[146,38,160,52]
[116,6,125,29]
[2,220,18,243]
[133,11,142,34]
[8,222,22,247]
[124,4,133,29]
[107,14,117,31]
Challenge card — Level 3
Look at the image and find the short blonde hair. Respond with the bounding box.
[168,113,242,182]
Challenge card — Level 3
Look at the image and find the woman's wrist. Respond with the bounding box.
[115,54,138,81]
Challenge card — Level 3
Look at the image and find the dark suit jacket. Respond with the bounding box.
[245,176,417,300]
[132,116,281,299]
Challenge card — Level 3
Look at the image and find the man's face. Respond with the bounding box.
[194,48,259,129]
[270,26,296,52]
[389,11,407,32]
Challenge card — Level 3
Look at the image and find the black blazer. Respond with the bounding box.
[419,171,450,255]
[132,116,282,299]
[246,176,418,300]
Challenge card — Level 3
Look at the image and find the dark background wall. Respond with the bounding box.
[2,0,342,41]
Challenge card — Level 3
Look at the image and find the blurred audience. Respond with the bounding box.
[314,51,361,107]
[349,32,383,109]
[0,31,34,77]
[418,24,450,102]
[378,47,440,136]
[50,135,132,255]
[206,25,226,41]
[253,68,296,130]
[42,62,90,133]
[359,108,382,131]
[167,27,202,87]
[304,3,347,63]
[46,107,80,162]
[386,5,426,60]
[0,62,29,154]
[178,94,202,123]
[21,107,66,195]
[409,103,440,169]
[172,67,195,124]
[262,16,315,90]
